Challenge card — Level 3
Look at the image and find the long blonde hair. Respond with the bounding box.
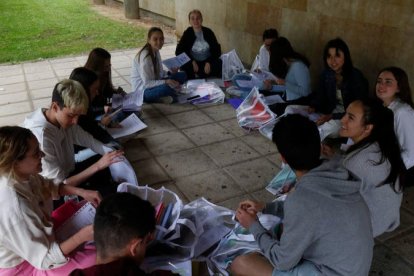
[0,126,36,180]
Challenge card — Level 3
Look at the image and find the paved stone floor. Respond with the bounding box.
[1,43,414,275]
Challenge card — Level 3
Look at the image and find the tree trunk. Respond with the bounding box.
[124,0,140,19]
[93,0,105,5]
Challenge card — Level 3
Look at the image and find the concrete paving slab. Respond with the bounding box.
[142,130,195,156]
[384,228,414,264]
[0,66,23,77]
[152,102,197,115]
[182,123,235,146]
[0,91,28,105]
[138,116,176,137]
[0,113,28,126]
[27,78,58,90]
[241,132,278,155]
[167,109,213,129]
[266,153,283,169]
[370,244,414,275]
[0,75,25,86]
[174,169,243,203]
[377,208,414,242]
[201,104,237,121]
[0,82,27,94]
[123,138,153,162]
[131,158,170,185]
[218,118,248,137]
[33,98,51,110]
[0,101,32,116]
[155,148,218,178]
[201,138,260,167]
[30,87,53,99]
[224,157,279,193]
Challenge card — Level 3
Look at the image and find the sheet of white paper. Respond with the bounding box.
[112,94,123,109]
[107,113,147,139]
[122,91,142,111]
[162,53,191,70]
[263,95,285,105]
[109,158,138,186]
[55,202,96,242]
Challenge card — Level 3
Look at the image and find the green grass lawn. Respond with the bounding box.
[0,0,147,63]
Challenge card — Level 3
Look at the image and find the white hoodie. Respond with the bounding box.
[22,108,107,183]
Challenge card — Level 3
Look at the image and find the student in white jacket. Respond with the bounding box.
[131,27,186,106]
[0,126,101,275]
[375,66,414,187]
[22,79,125,198]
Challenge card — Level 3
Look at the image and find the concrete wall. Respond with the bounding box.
[139,0,175,20]
[173,0,414,92]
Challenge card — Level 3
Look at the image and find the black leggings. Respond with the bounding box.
[180,58,222,79]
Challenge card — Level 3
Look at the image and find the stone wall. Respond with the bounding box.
[173,0,414,92]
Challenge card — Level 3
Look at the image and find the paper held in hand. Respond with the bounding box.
[162,53,191,70]
[112,92,142,112]
[107,113,147,139]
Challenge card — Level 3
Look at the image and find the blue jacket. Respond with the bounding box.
[310,68,368,119]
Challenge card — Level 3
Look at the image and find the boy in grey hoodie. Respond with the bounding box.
[230,114,373,276]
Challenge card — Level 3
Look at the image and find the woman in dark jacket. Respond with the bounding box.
[310,38,369,124]
[175,9,222,79]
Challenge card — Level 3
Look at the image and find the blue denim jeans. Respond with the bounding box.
[143,71,187,103]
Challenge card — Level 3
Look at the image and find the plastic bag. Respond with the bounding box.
[206,214,281,275]
[266,163,296,196]
[117,183,183,240]
[221,49,245,81]
[236,87,276,130]
[178,82,225,106]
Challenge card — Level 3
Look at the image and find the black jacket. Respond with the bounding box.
[175,26,221,62]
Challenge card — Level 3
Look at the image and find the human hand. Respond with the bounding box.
[307,106,316,114]
[316,114,332,126]
[96,150,124,170]
[166,79,180,88]
[276,78,285,85]
[171,67,179,74]
[236,207,258,229]
[192,61,199,73]
[79,189,102,207]
[239,200,265,214]
[77,225,94,243]
[204,62,211,75]
[263,79,273,90]
[104,105,112,114]
[101,114,112,126]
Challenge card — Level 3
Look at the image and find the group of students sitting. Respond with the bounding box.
[0,7,413,276]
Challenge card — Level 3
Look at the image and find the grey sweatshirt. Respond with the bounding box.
[343,142,402,237]
[249,160,373,276]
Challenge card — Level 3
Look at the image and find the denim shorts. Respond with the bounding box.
[273,260,321,276]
